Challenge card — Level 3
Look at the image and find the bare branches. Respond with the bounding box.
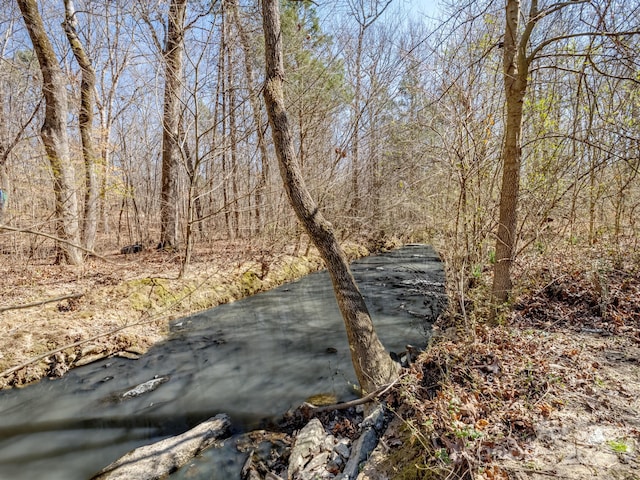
[539,0,590,20]
[528,29,640,64]
[0,224,123,264]
[0,97,42,166]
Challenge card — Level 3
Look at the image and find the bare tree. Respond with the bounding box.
[262,0,399,393]
[345,0,393,220]
[62,0,99,251]
[159,0,187,250]
[16,0,83,264]
[492,0,640,304]
[229,0,271,234]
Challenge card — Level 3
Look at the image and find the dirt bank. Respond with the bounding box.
[364,245,640,479]
[0,239,373,389]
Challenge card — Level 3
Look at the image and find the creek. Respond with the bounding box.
[0,245,445,480]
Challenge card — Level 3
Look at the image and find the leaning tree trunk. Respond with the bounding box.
[159,0,187,250]
[17,0,83,265]
[261,0,398,394]
[63,0,99,252]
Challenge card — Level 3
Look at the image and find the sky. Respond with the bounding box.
[405,0,442,17]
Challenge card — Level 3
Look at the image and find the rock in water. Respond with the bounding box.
[338,405,386,480]
[289,418,339,480]
[90,414,231,480]
[121,375,169,399]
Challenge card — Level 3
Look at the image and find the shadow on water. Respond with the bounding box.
[0,245,445,480]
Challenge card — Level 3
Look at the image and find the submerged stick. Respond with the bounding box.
[306,374,405,414]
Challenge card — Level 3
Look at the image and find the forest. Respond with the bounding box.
[0,0,639,479]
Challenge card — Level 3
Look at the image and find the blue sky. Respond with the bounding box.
[405,0,441,17]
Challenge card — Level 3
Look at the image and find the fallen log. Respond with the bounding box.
[0,292,83,313]
[91,414,231,480]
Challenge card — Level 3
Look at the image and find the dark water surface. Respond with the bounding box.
[0,245,445,480]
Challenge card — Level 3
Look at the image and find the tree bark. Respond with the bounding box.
[63,0,99,252]
[261,0,398,393]
[229,0,270,234]
[492,0,530,304]
[17,0,83,265]
[227,28,240,238]
[159,0,187,250]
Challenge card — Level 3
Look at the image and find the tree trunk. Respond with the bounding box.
[220,5,231,238]
[230,0,270,234]
[492,0,529,304]
[227,33,240,238]
[261,0,399,394]
[17,0,83,265]
[159,0,187,250]
[180,129,199,278]
[350,30,363,218]
[63,0,99,252]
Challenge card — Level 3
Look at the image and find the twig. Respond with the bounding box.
[0,292,83,313]
[0,316,154,379]
[534,274,568,296]
[0,257,251,379]
[508,468,560,477]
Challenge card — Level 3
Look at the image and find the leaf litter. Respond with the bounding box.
[363,245,640,480]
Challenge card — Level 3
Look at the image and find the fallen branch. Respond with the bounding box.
[0,316,149,379]
[0,262,233,380]
[0,224,125,265]
[306,374,405,414]
[0,292,83,313]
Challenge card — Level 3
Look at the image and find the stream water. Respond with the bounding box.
[0,245,445,480]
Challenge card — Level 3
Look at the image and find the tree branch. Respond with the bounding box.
[0,224,123,264]
[528,30,640,64]
[539,0,590,20]
[304,374,404,414]
[0,292,83,313]
[0,97,43,166]
[586,51,640,85]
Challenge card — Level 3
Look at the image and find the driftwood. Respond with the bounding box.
[91,414,231,480]
[0,292,83,313]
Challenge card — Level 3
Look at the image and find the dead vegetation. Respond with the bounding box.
[365,242,640,480]
[1,237,639,479]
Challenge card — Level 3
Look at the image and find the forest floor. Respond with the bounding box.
[365,244,640,480]
[1,238,639,479]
